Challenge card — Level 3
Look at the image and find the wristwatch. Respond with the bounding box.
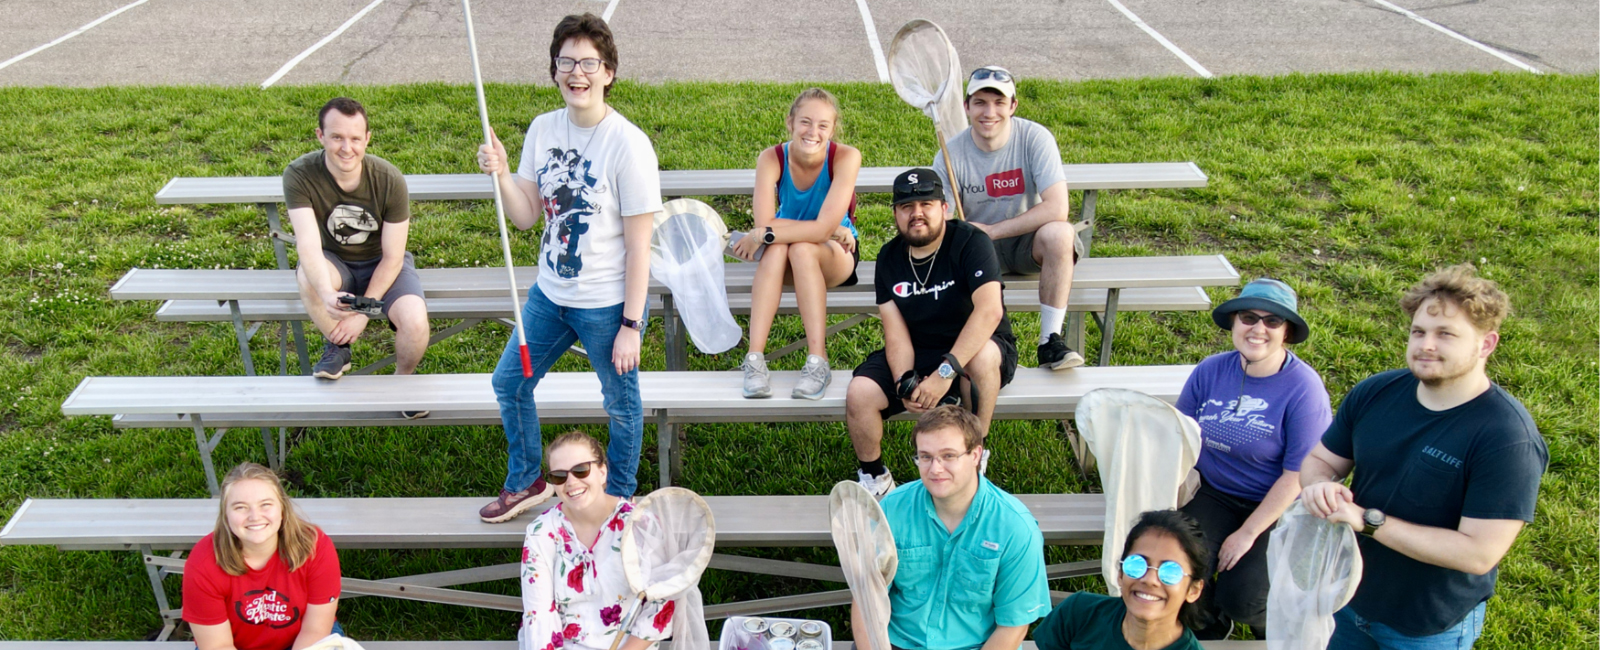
[937,361,957,380]
[1360,508,1386,537]
[762,226,777,245]
[941,353,966,378]
[620,315,643,331]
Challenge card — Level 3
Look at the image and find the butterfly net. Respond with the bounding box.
[1266,501,1363,650]
[620,487,717,650]
[887,19,968,143]
[1073,388,1202,596]
[304,635,366,650]
[650,199,740,354]
[829,480,898,650]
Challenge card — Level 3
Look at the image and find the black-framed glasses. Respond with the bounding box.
[1236,312,1287,329]
[555,57,606,74]
[546,461,596,485]
[970,67,1012,83]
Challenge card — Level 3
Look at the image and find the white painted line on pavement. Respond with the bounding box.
[854,0,890,83]
[261,0,389,88]
[1370,0,1541,74]
[0,0,151,72]
[602,0,621,22]
[1101,0,1212,78]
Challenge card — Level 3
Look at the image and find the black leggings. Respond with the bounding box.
[1180,477,1274,630]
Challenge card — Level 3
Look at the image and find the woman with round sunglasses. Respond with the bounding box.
[1034,510,1208,650]
[1174,278,1332,639]
[733,87,862,401]
[519,431,675,650]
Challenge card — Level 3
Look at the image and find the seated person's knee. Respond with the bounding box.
[787,241,819,263]
[846,376,887,411]
[968,341,1002,376]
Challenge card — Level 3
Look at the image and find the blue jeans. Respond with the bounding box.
[492,284,645,498]
[1330,602,1486,650]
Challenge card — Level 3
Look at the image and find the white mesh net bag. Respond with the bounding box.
[650,199,740,354]
[616,487,717,650]
[830,481,897,650]
[888,19,969,220]
[1266,501,1363,650]
[304,635,366,650]
[1073,388,1202,597]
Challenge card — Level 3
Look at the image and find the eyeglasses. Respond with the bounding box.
[554,57,606,74]
[1236,312,1287,329]
[1121,554,1190,586]
[912,449,975,468]
[545,461,596,485]
[970,67,1012,83]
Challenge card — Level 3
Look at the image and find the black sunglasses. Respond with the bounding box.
[545,461,596,485]
[970,67,1012,83]
[1236,312,1287,329]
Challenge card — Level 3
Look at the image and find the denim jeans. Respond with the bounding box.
[492,283,645,498]
[1329,601,1486,650]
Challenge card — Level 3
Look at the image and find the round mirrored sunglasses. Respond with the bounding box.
[1121,554,1189,586]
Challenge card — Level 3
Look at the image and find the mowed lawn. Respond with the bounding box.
[0,73,1592,647]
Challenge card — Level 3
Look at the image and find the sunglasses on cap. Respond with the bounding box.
[1236,312,1287,329]
[970,67,1013,83]
[545,461,596,485]
[1122,554,1190,586]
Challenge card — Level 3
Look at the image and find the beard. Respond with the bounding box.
[900,217,945,248]
[1409,354,1476,387]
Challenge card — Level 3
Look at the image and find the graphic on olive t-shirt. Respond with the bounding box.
[538,148,600,279]
[236,586,300,629]
[326,204,379,247]
[1197,395,1276,452]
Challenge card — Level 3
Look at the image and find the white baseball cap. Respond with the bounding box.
[966,66,1016,99]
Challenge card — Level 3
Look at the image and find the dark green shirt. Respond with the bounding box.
[283,150,411,261]
[1034,593,1201,650]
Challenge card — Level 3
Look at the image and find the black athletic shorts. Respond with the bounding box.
[319,250,426,328]
[852,334,1018,418]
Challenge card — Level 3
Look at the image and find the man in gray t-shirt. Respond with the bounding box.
[933,66,1085,370]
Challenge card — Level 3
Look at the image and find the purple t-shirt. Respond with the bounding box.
[1176,350,1332,502]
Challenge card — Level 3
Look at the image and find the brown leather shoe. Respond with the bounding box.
[478,479,555,523]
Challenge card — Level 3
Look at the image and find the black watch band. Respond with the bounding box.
[620,316,643,331]
[941,353,966,377]
[762,226,776,245]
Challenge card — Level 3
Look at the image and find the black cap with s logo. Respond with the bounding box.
[892,168,944,206]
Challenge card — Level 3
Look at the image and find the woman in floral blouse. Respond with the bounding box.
[521,431,675,650]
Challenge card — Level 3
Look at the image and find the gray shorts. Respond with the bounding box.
[990,228,1085,275]
[319,250,425,319]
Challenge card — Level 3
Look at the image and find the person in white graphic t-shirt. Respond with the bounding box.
[474,13,662,523]
[933,66,1086,371]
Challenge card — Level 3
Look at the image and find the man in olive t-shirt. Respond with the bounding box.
[286,97,429,400]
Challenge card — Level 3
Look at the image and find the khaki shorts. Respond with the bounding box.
[990,227,1085,275]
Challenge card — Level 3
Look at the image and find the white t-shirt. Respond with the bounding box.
[517,108,662,309]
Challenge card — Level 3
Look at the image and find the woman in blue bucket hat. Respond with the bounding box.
[1175,279,1333,639]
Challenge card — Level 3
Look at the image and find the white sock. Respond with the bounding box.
[1039,305,1067,344]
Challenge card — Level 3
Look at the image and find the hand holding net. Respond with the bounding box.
[612,487,717,650]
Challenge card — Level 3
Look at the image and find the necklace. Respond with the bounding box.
[565,107,608,162]
[909,246,938,289]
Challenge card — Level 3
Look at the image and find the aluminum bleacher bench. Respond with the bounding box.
[111,254,1237,375]
[0,641,1261,650]
[1,495,1109,641]
[62,365,1194,494]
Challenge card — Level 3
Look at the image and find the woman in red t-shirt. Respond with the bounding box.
[182,463,341,650]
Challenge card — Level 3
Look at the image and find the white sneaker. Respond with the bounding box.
[741,352,771,398]
[980,448,991,475]
[857,468,896,500]
[792,354,831,400]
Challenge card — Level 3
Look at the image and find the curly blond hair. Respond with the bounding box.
[1400,263,1510,332]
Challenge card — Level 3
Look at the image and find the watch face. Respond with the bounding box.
[1364,509,1384,527]
[938,362,955,379]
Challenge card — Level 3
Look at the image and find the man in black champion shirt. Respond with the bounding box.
[845,168,1018,498]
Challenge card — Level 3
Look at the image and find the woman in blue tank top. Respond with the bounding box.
[729,88,862,401]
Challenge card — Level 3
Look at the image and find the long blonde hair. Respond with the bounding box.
[211,463,320,576]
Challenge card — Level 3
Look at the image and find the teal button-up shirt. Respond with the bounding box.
[882,477,1051,650]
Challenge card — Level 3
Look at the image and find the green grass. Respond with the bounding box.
[0,73,1593,648]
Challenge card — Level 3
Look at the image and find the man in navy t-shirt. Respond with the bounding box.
[1300,264,1547,650]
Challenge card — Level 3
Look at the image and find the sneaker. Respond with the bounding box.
[1192,614,1235,641]
[312,342,352,379]
[792,354,832,400]
[857,468,896,500]
[979,448,991,475]
[742,352,772,398]
[1038,333,1085,370]
[401,410,430,420]
[478,479,556,523]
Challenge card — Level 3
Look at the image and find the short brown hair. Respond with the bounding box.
[549,14,619,97]
[547,430,607,468]
[318,97,367,131]
[212,463,321,576]
[1400,263,1510,333]
[913,405,983,451]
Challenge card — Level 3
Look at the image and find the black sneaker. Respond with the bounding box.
[401,410,430,419]
[1192,614,1235,641]
[312,342,352,379]
[1038,333,1085,370]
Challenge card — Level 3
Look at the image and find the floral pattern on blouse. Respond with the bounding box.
[520,500,675,650]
